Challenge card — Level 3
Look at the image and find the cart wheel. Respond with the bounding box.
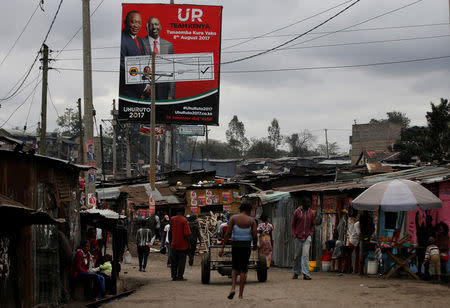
[201,254,211,284]
[257,255,267,282]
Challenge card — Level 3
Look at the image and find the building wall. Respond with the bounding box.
[350,122,401,165]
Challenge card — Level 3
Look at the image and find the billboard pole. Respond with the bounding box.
[150,52,156,192]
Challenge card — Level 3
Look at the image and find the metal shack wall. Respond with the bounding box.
[270,197,301,267]
[0,151,81,306]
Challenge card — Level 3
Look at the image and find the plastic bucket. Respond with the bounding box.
[367,260,378,275]
[321,261,331,272]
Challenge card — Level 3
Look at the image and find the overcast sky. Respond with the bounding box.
[0,0,449,154]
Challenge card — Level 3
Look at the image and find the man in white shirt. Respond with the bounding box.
[142,17,176,100]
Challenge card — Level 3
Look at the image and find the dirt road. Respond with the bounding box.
[104,252,449,308]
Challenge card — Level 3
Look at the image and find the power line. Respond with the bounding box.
[52,22,450,53]
[54,0,106,59]
[0,1,40,68]
[0,0,64,102]
[287,0,425,49]
[51,54,450,74]
[222,0,363,65]
[223,22,450,40]
[221,55,450,73]
[24,75,41,131]
[55,33,450,60]
[0,78,42,129]
[222,0,354,50]
[48,86,60,118]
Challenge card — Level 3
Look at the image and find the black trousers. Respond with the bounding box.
[188,240,197,263]
[137,245,150,270]
[171,249,187,279]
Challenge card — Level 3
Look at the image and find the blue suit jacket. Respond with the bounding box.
[119,31,146,99]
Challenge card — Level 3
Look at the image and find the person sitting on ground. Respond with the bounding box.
[424,237,441,283]
[70,240,107,300]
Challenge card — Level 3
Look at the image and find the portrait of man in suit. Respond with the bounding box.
[120,10,147,99]
[142,17,176,100]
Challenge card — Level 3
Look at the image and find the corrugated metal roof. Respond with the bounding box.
[276,166,450,193]
[80,208,125,219]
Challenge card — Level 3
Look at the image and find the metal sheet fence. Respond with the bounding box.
[271,197,301,268]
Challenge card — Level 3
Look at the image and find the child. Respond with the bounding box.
[424,237,440,283]
[99,254,112,292]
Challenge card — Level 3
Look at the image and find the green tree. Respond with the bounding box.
[285,130,316,157]
[267,118,282,150]
[246,138,278,158]
[56,107,82,137]
[369,111,410,128]
[225,115,249,157]
[194,139,241,159]
[393,126,430,163]
[426,98,450,160]
[316,142,340,156]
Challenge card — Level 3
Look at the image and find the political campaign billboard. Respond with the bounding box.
[119,3,222,125]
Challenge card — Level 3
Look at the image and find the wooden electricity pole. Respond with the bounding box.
[39,44,49,155]
[77,98,83,164]
[82,0,95,201]
[112,99,117,179]
[325,128,329,159]
[149,52,156,191]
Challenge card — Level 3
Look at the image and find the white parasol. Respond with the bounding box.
[351,179,442,212]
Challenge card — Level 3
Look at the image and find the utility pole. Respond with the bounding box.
[324,128,329,158]
[100,124,105,182]
[77,98,83,164]
[82,0,95,203]
[39,44,49,155]
[112,100,117,179]
[149,52,156,191]
[126,124,131,178]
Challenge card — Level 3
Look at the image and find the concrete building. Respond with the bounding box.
[349,122,401,165]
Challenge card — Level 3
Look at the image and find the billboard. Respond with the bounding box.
[119,3,222,125]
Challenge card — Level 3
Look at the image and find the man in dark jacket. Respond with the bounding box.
[187,215,201,266]
[291,199,314,280]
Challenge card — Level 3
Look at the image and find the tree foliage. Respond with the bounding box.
[56,107,82,137]
[267,118,282,150]
[369,111,410,128]
[225,115,249,157]
[315,142,340,156]
[246,138,278,158]
[426,98,450,161]
[394,98,449,163]
[285,130,316,157]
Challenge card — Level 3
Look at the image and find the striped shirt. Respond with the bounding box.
[136,228,152,247]
[424,244,440,264]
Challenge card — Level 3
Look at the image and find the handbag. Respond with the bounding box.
[441,251,449,262]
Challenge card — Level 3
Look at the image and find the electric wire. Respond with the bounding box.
[54,33,450,60]
[0,1,40,68]
[52,22,449,53]
[54,0,106,59]
[222,0,363,65]
[222,0,354,50]
[51,54,450,74]
[0,0,64,102]
[24,75,41,131]
[287,0,425,50]
[0,78,42,129]
[48,86,60,118]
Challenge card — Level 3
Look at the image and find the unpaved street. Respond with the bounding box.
[104,252,449,308]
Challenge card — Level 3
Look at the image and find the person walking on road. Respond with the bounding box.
[187,214,200,266]
[291,199,314,280]
[170,208,191,281]
[220,201,257,300]
[257,214,274,268]
[136,220,152,272]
